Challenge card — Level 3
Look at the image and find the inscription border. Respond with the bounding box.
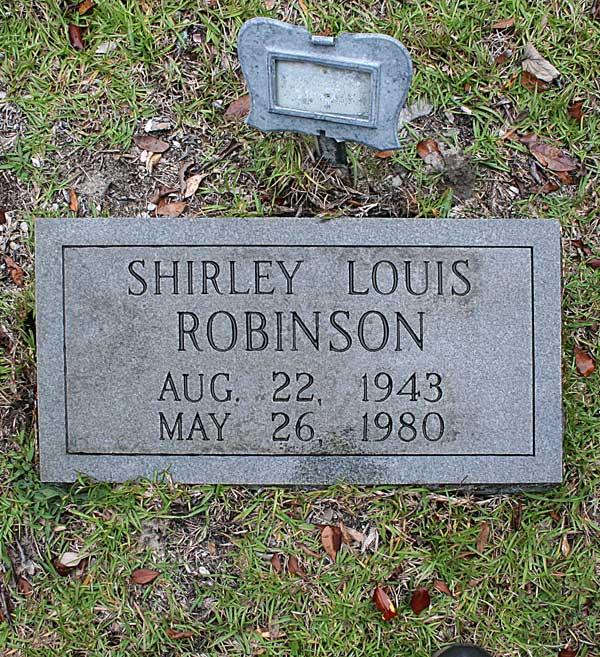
[61,244,536,458]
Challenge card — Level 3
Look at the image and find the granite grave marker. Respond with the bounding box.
[36,217,562,485]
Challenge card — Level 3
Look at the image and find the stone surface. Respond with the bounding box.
[238,18,412,150]
[36,217,562,485]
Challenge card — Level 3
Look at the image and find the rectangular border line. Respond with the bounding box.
[61,244,535,458]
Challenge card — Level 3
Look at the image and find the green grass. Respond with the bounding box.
[1,1,599,655]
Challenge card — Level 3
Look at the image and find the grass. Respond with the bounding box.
[1,1,599,655]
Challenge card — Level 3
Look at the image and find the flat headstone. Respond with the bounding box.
[36,217,562,485]
[238,18,412,150]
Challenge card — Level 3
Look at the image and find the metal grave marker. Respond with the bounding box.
[36,217,562,486]
[238,18,413,151]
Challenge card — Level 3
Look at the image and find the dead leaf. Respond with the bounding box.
[339,522,364,544]
[77,0,96,14]
[287,555,307,580]
[225,94,250,118]
[491,17,515,29]
[17,577,32,597]
[555,170,575,185]
[538,180,560,194]
[568,100,584,124]
[559,649,577,657]
[68,24,85,51]
[520,136,578,172]
[410,587,430,614]
[270,554,284,573]
[375,150,396,159]
[476,521,490,552]
[586,258,600,269]
[298,0,308,15]
[417,139,444,169]
[67,188,79,212]
[320,525,342,560]
[373,586,397,621]
[132,568,160,585]
[156,201,186,217]
[511,502,523,531]
[574,347,595,376]
[560,533,571,557]
[150,185,178,205]
[522,43,560,82]
[133,134,170,153]
[184,173,205,198]
[521,70,549,91]
[0,207,6,224]
[298,543,321,558]
[433,579,453,597]
[146,152,161,173]
[165,628,195,639]
[4,256,24,286]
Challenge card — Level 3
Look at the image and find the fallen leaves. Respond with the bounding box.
[225,94,250,118]
[568,100,584,125]
[3,255,24,286]
[133,135,170,153]
[77,0,96,14]
[68,24,85,51]
[165,628,195,640]
[270,554,284,573]
[491,17,515,29]
[183,173,205,199]
[410,587,431,614]
[132,568,160,585]
[375,150,396,159]
[156,201,186,217]
[416,139,444,170]
[574,347,595,377]
[521,43,560,83]
[67,188,79,212]
[433,579,453,597]
[373,586,397,621]
[519,134,578,172]
[521,70,549,92]
[320,525,342,560]
[287,555,307,580]
[476,521,491,552]
[559,649,577,657]
[586,257,600,270]
[0,207,6,224]
[53,551,87,576]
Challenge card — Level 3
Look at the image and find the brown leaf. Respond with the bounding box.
[52,556,76,576]
[586,257,600,269]
[270,554,284,573]
[67,188,79,212]
[68,24,85,51]
[417,138,441,160]
[410,587,431,614]
[511,501,523,531]
[559,649,577,657]
[522,137,578,172]
[77,0,96,14]
[574,347,595,377]
[165,628,195,640]
[287,555,307,580]
[522,43,560,82]
[320,525,342,560]
[133,134,170,153]
[183,173,205,199]
[156,201,186,217]
[521,70,549,92]
[567,100,584,125]
[491,17,515,29]
[3,255,24,286]
[555,170,575,185]
[339,522,364,544]
[0,207,6,224]
[132,568,160,585]
[150,185,178,205]
[373,586,397,621]
[375,150,396,159]
[433,579,453,597]
[17,577,32,597]
[298,543,321,558]
[225,94,250,118]
[476,521,490,552]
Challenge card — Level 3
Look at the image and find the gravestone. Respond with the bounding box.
[36,217,562,485]
[238,18,413,151]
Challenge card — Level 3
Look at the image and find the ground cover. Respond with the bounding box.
[0,1,599,655]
